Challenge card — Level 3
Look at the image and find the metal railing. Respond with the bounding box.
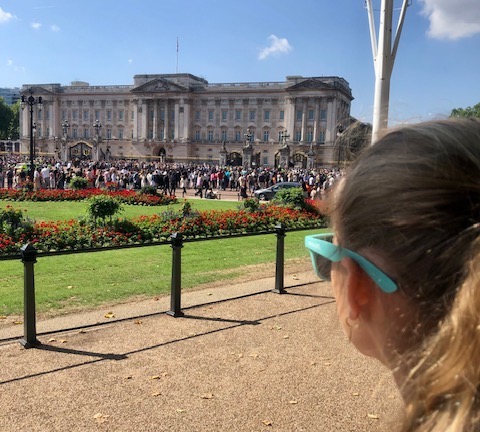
[3,223,306,349]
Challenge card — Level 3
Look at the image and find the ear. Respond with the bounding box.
[342,257,377,321]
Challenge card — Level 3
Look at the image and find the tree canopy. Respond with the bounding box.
[450,102,480,118]
[0,98,19,139]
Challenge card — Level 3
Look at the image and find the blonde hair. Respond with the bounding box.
[331,118,480,431]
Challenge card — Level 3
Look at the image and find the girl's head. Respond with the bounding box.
[328,118,480,430]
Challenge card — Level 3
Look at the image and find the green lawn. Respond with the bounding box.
[0,198,241,222]
[0,198,324,317]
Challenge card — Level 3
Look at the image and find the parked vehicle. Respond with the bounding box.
[253,182,304,201]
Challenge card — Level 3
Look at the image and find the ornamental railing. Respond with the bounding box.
[1,224,310,349]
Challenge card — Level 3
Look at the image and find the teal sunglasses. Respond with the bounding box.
[304,233,398,294]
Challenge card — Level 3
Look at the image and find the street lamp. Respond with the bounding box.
[93,119,102,161]
[61,120,70,161]
[21,88,43,182]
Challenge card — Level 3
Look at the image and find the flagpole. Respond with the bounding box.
[176,37,179,74]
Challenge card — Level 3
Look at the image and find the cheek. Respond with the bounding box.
[331,262,349,328]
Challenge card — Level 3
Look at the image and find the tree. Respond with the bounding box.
[7,100,20,139]
[450,102,480,118]
[0,97,13,139]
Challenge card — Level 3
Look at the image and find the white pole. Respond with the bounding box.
[368,0,410,145]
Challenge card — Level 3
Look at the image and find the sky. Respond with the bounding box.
[0,0,479,125]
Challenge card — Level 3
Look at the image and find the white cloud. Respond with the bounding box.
[51,24,60,32]
[258,35,292,60]
[128,58,133,64]
[0,7,14,23]
[7,59,13,66]
[420,0,480,40]
[31,22,42,30]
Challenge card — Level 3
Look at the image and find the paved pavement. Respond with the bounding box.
[0,268,402,432]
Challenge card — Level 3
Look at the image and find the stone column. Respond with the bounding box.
[325,97,336,143]
[164,100,170,141]
[285,97,295,142]
[183,99,191,142]
[153,99,158,140]
[313,98,320,143]
[301,98,307,143]
[174,99,180,141]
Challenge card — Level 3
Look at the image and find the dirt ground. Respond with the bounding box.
[0,267,403,432]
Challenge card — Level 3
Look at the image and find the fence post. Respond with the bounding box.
[19,243,40,348]
[166,233,184,317]
[272,223,286,294]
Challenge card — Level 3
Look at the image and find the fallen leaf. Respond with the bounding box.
[79,330,86,334]
[283,335,289,339]
[134,320,142,325]
[0,316,7,320]
[176,409,186,413]
[151,375,161,380]
[48,338,56,342]
[310,361,317,366]
[207,293,213,296]
[262,420,273,426]
[201,393,214,399]
[324,362,332,366]
[125,376,133,380]
[249,353,259,358]
[352,392,360,397]
[151,392,162,397]
[60,339,68,344]
[104,312,115,319]
[289,400,298,404]
[292,275,299,280]
[93,413,110,423]
[67,285,73,289]
[368,413,380,419]
[13,321,22,325]
[153,297,160,301]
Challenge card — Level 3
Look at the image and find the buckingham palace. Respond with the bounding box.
[19,73,353,168]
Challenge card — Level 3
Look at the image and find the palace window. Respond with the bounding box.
[295,130,302,142]
[279,110,284,120]
[95,110,100,121]
[194,129,200,141]
[72,110,78,121]
[235,109,242,121]
[234,129,241,142]
[307,128,313,142]
[118,110,124,121]
[195,110,200,121]
[221,109,228,122]
[296,110,302,121]
[118,128,124,139]
[72,127,78,139]
[221,129,227,141]
[83,110,89,121]
[320,109,327,121]
[61,110,67,120]
[107,110,112,121]
[208,110,214,121]
[319,130,325,143]
[263,130,269,142]
[107,128,112,140]
[84,128,89,139]
[308,109,315,120]
[207,129,214,142]
[249,110,256,121]
[264,110,270,122]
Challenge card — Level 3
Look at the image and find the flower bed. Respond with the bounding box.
[0,188,177,206]
[0,206,326,255]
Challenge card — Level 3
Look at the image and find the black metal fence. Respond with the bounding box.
[2,223,309,349]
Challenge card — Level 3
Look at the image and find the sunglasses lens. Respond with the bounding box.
[309,251,332,280]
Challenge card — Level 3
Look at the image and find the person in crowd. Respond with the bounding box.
[305,118,480,431]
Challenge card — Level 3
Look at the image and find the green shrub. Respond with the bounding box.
[140,185,157,196]
[69,176,89,190]
[240,197,261,213]
[86,195,122,225]
[0,205,24,234]
[271,187,306,210]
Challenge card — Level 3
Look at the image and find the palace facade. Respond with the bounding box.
[19,73,353,168]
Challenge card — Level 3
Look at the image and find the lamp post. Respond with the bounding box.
[61,120,70,162]
[93,119,102,161]
[21,88,43,182]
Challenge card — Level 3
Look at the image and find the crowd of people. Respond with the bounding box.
[0,154,342,199]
